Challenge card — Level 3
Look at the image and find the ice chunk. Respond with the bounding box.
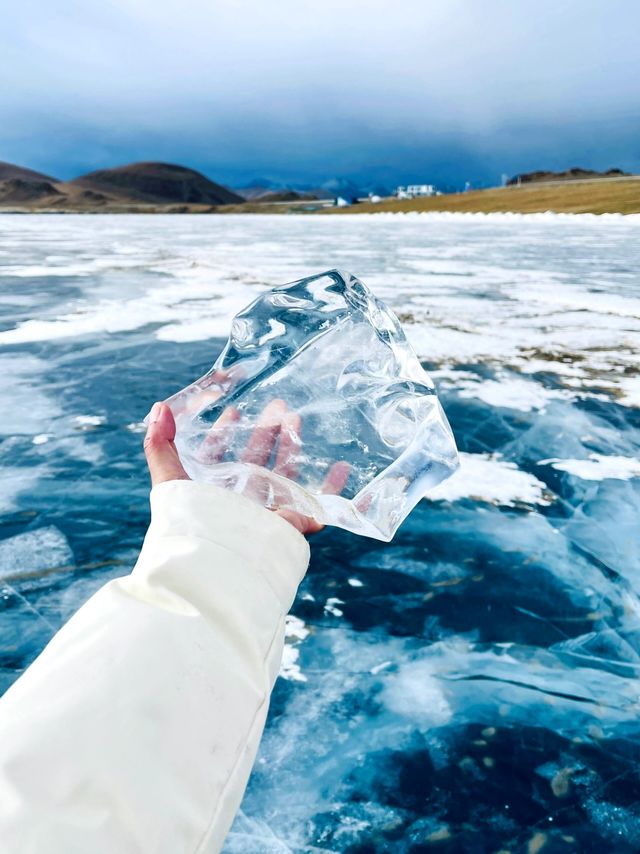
[163,270,459,540]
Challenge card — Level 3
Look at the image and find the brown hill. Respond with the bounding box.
[507,167,629,186]
[253,190,318,203]
[70,162,244,205]
[0,179,62,204]
[0,161,59,183]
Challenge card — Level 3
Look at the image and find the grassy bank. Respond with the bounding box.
[328,177,640,215]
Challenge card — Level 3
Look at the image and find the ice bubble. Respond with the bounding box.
[163,270,459,540]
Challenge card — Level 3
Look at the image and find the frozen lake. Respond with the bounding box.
[1,213,639,852]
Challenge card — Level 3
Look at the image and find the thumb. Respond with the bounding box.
[143,402,190,487]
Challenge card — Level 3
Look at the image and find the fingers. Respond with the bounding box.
[321,461,351,495]
[275,508,324,535]
[273,411,302,479]
[172,395,350,536]
[144,402,190,487]
[201,405,241,463]
[280,462,350,537]
[241,399,287,466]
[168,369,236,417]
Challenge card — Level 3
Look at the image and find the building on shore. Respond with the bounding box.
[395,184,437,199]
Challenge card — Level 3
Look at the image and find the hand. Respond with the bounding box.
[143,401,348,535]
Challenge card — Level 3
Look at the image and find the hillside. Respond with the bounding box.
[0,161,244,211]
[251,189,318,203]
[329,177,640,215]
[70,162,243,205]
[0,179,62,205]
[0,161,59,183]
[507,167,629,185]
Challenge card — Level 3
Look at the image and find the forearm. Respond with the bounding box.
[0,481,309,853]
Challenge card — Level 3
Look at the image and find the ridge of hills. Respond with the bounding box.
[0,161,244,211]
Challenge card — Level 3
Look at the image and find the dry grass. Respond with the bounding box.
[328,178,640,216]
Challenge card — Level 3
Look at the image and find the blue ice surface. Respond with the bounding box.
[0,215,639,853]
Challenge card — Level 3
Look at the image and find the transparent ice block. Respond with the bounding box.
[163,269,459,540]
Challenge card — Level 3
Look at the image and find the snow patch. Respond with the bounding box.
[427,452,551,507]
[72,415,106,429]
[540,454,640,481]
[324,597,345,617]
[279,615,309,682]
[456,376,570,412]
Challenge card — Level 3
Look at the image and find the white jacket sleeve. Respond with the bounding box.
[0,480,310,854]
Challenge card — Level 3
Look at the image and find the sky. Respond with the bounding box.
[1,0,639,190]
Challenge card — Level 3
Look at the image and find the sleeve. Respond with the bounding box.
[0,480,310,854]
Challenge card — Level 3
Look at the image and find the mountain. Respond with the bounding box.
[0,160,245,210]
[236,176,391,201]
[507,167,629,185]
[252,190,318,202]
[70,162,244,205]
[0,178,62,204]
[235,179,318,202]
[0,161,59,183]
[308,177,392,200]
[315,177,363,200]
[236,177,282,199]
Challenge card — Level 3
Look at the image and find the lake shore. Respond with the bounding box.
[2,177,639,216]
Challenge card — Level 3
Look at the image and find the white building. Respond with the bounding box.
[395,184,437,199]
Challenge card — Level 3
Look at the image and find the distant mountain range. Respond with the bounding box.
[0,161,245,211]
[235,176,391,201]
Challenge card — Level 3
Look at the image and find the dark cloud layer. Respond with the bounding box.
[1,0,639,188]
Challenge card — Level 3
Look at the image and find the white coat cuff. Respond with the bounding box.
[139,479,310,614]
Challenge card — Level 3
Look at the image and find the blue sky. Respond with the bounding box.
[1,0,639,188]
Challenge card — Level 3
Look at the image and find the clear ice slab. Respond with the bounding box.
[163,270,459,540]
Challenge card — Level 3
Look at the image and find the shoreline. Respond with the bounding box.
[1,176,639,216]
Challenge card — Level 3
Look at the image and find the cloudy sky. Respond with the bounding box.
[1,0,639,189]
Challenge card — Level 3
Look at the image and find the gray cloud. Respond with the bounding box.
[1,0,639,186]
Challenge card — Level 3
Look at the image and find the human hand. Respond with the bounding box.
[144,400,349,535]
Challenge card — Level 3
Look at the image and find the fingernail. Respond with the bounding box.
[148,402,162,423]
